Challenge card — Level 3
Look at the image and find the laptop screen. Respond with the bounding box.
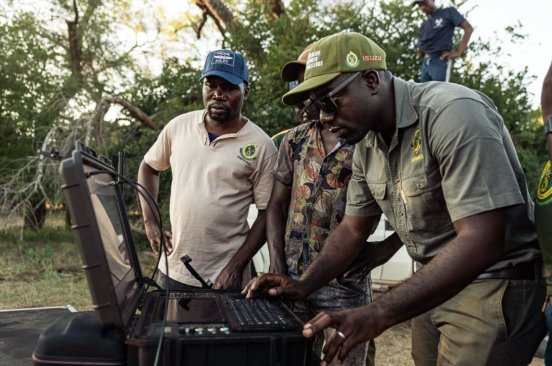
[151,295,225,324]
[86,167,140,309]
[61,144,143,331]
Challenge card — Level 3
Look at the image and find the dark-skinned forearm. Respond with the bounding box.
[137,160,160,224]
[547,134,552,163]
[299,217,374,296]
[456,20,473,55]
[227,210,268,271]
[542,61,552,161]
[266,202,288,270]
[374,232,403,265]
[266,182,291,271]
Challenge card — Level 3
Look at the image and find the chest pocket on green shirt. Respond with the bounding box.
[401,167,454,243]
[366,182,393,220]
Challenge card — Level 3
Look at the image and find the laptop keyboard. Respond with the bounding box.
[225,295,298,331]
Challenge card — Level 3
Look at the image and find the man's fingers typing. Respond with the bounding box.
[242,275,263,298]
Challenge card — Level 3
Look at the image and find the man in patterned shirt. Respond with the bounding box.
[265,47,376,366]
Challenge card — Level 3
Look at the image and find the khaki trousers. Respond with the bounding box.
[411,279,546,366]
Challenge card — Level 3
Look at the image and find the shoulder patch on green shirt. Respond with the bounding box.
[537,161,552,206]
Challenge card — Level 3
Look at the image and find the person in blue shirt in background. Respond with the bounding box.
[412,0,473,82]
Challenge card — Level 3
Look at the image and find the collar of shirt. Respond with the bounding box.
[363,77,418,149]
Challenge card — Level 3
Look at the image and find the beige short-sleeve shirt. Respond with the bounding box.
[144,110,277,285]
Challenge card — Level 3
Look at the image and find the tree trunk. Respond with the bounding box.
[23,196,47,230]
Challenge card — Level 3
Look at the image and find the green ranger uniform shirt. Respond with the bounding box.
[346,77,541,270]
[536,160,552,294]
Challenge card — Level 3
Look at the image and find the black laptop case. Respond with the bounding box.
[33,312,125,366]
[33,143,310,366]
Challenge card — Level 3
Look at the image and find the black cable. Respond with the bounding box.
[86,170,170,366]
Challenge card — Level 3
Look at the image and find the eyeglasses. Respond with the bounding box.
[304,72,361,117]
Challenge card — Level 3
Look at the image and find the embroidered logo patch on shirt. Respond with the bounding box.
[239,143,258,161]
[537,161,552,206]
[411,128,424,162]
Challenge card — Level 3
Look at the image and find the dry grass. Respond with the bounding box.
[374,320,414,366]
[0,214,92,310]
[0,213,546,365]
[0,212,156,310]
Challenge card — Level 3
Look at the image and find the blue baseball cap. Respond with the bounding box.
[200,49,249,86]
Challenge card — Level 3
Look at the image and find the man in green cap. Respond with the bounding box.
[244,31,545,365]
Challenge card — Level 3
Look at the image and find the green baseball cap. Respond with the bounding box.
[282,32,387,106]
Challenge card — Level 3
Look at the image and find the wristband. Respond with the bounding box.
[545,116,552,135]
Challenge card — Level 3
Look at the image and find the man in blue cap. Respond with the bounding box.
[138,49,277,290]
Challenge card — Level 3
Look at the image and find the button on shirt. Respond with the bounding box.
[274,122,354,276]
[346,77,541,270]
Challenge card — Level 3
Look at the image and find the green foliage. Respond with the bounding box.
[110,57,204,218]
[0,0,162,229]
[222,0,545,192]
[0,12,65,170]
[128,57,204,119]
[360,1,422,80]
[0,0,547,230]
[224,0,319,136]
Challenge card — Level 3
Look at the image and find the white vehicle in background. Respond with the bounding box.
[248,205,413,288]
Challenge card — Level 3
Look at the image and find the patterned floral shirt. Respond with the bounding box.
[274,122,354,276]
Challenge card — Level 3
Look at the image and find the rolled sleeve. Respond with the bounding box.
[429,98,524,222]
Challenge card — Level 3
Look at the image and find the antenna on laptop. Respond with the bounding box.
[180,255,213,289]
[117,151,125,194]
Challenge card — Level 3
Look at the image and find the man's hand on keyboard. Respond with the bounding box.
[241,273,306,300]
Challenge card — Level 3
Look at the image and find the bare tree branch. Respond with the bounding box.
[195,12,209,39]
[105,97,159,131]
[0,124,70,230]
[193,0,233,28]
[66,0,83,82]
[193,0,233,40]
[267,0,285,19]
